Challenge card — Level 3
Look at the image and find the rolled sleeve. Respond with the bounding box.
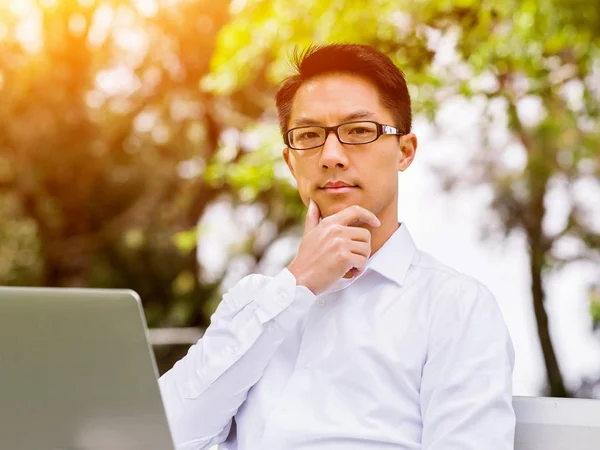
[159,268,315,450]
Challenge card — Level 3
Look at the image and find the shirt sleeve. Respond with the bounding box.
[158,268,316,450]
[420,277,516,450]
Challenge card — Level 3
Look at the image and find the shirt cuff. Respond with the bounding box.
[253,268,316,327]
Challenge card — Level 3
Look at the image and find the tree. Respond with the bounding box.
[203,0,600,397]
[0,0,305,337]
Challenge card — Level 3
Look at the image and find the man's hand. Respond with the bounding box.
[287,200,380,295]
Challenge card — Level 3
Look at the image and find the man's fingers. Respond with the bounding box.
[347,252,368,273]
[304,199,321,235]
[330,205,380,228]
[347,226,371,244]
[348,240,371,259]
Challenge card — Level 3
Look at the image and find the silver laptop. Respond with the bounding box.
[0,287,175,450]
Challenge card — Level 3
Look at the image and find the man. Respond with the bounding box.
[159,44,515,450]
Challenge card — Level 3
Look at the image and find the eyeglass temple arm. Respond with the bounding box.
[380,124,404,135]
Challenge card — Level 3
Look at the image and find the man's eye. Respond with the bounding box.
[349,127,371,134]
[298,132,320,140]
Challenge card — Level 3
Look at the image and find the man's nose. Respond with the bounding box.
[319,130,349,169]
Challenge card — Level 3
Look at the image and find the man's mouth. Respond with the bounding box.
[319,181,358,194]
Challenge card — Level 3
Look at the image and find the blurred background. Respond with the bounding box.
[0,0,598,399]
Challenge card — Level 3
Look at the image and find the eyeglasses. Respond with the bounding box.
[284,121,405,151]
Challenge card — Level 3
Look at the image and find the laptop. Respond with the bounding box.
[514,395,600,450]
[0,286,176,450]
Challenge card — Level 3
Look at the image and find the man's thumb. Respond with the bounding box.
[304,199,320,234]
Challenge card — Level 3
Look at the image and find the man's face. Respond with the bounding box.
[283,73,416,221]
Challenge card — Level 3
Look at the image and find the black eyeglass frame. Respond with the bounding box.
[284,120,405,150]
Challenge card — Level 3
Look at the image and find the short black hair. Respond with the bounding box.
[275,43,412,138]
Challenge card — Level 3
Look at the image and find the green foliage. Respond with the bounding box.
[0,0,305,329]
[591,287,600,330]
[0,193,42,286]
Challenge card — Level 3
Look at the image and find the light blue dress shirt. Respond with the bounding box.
[159,223,515,449]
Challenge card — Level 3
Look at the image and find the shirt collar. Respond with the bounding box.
[365,222,417,287]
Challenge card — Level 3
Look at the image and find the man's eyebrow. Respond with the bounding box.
[290,110,377,128]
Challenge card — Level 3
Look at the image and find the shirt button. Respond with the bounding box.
[317,298,326,307]
[225,345,238,356]
[302,361,310,369]
[276,291,288,303]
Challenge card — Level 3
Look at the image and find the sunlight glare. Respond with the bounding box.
[0,22,8,41]
[15,13,43,53]
[39,0,58,9]
[230,0,248,15]
[85,90,105,109]
[152,124,170,145]
[69,13,87,37]
[96,66,141,97]
[87,4,113,48]
[134,110,159,133]
[133,0,158,18]
[9,0,35,17]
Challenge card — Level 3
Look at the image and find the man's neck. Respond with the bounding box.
[370,219,400,256]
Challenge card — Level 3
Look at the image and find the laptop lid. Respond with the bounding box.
[0,287,175,450]
[514,395,600,450]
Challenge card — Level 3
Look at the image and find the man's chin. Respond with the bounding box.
[319,200,362,218]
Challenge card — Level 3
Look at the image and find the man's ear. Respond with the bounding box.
[398,132,418,172]
[282,147,297,179]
